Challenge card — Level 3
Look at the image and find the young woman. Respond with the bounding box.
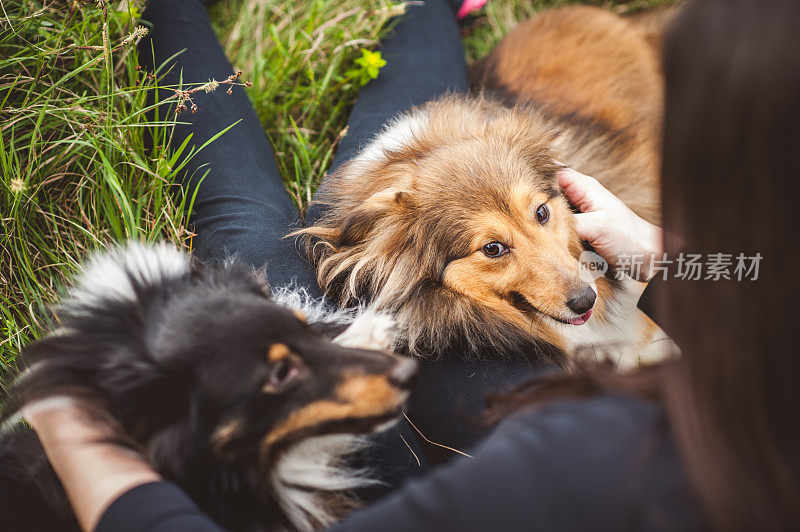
[24,0,800,530]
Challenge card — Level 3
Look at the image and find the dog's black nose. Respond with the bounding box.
[388,357,418,387]
[567,286,597,315]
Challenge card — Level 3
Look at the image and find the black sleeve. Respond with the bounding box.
[95,481,225,532]
[327,396,694,532]
[637,277,662,327]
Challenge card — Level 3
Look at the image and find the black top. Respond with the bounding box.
[327,396,702,532]
[98,394,703,532]
[98,279,698,532]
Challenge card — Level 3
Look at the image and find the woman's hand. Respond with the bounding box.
[558,167,663,282]
[24,399,161,532]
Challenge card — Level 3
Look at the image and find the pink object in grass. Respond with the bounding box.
[457,0,487,19]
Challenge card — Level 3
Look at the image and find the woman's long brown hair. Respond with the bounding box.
[494,1,800,529]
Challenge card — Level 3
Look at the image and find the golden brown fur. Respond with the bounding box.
[471,5,665,223]
[297,6,672,365]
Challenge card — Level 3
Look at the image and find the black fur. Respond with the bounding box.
[0,244,412,531]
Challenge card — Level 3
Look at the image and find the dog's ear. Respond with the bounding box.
[496,106,562,185]
[15,333,194,441]
[519,143,562,196]
[516,134,561,180]
[106,359,194,441]
[338,187,415,247]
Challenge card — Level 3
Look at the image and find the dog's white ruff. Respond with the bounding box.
[331,309,398,350]
[66,241,190,309]
[271,434,375,531]
[355,109,429,166]
[270,283,358,325]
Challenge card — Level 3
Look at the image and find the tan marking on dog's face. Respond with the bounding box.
[336,373,400,405]
[262,372,405,448]
[267,343,291,362]
[292,310,307,323]
[211,418,243,454]
[442,182,595,331]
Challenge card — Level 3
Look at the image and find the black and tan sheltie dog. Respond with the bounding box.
[0,242,417,532]
[299,6,676,367]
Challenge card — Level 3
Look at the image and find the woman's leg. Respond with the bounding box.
[139,0,320,293]
[331,2,469,168]
[305,0,469,224]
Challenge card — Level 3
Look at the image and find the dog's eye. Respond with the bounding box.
[265,360,298,392]
[482,242,509,258]
[535,204,550,225]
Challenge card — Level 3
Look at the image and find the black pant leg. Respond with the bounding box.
[305,0,469,225]
[139,0,320,293]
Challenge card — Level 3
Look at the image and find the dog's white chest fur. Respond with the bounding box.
[271,434,372,531]
[560,278,675,369]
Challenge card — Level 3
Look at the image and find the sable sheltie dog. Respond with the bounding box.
[299,6,672,366]
[0,242,416,532]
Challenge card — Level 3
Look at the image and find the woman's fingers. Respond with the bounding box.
[561,166,664,282]
[557,167,619,213]
[572,211,609,246]
[557,168,589,211]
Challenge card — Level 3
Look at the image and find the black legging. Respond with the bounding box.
[140,0,548,495]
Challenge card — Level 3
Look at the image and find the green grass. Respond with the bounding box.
[0,0,673,389]
[1,1,193,388]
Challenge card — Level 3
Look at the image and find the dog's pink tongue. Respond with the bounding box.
[569,309,592,326]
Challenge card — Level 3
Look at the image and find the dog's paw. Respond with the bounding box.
[333,309,398,351]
